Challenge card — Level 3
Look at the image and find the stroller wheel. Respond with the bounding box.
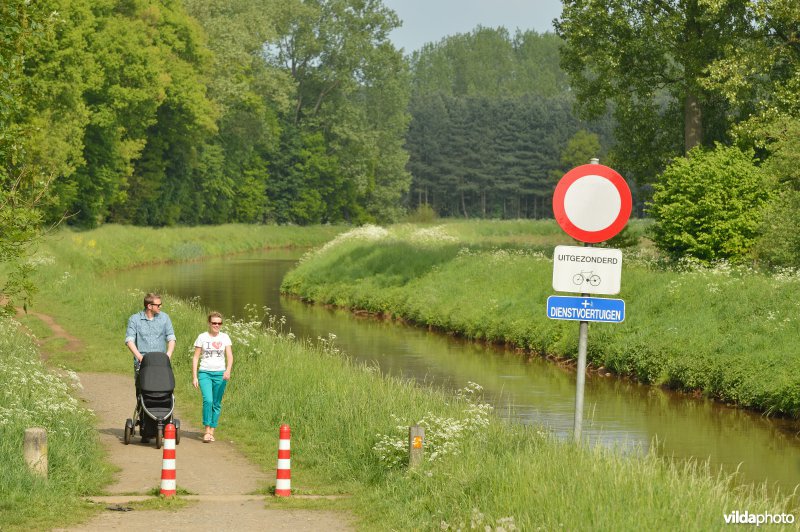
[155,429,162,449]
[174,419,181,445]
[124,419,134,445]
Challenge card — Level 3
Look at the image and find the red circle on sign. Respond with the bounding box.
[553,164,631,243]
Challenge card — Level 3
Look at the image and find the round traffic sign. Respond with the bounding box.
[552,164,631,243]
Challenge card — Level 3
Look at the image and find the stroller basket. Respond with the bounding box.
[140,390,174,420]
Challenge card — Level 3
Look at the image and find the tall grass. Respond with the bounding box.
[283,222,800,418]
[0,318,112,529]
[6,222,797,529]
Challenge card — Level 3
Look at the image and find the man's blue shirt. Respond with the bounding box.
[125,311,176,355]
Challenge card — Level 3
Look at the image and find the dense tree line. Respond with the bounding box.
[2,0,409,228]
[4,0,800,278]
[405,28,613,218]
[407,93,585,218]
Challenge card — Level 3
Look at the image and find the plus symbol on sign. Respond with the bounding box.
[581,299,592,308]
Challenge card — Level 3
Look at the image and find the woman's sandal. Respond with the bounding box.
[203,433,212,443]
[208,434,215,442]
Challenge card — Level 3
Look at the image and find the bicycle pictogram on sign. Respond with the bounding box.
[572,271,601,287]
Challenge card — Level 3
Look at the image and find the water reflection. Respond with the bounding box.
[113,250,800,493]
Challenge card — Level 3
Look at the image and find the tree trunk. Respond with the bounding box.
[684,92,702,153]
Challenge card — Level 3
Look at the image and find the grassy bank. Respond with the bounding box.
[3,223,797,530]
[0,318,113,530]
[282,222,800,418]
[36,223,345,274]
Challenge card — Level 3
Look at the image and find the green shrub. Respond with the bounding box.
[751,117,800,267]
[403,204,438,223]
[754,189,800,268]
[598,223,642,249]
[647,144,773,262]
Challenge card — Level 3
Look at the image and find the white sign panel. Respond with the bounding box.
[552,245,622,295]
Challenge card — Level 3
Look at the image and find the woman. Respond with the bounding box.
[192,311,233,443]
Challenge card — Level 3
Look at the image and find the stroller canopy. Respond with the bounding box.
[139,352,175,393]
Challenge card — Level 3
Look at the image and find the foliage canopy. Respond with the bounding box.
[555,0,758,184]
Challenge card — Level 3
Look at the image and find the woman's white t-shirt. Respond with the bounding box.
[194,331,232,372]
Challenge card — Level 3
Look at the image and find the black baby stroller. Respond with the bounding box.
[123,352,181,448]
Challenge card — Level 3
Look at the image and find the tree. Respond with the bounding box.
[15,0,220,227]
[410,28,567,99]
[0,1,41,174]
[406,27,609,219]
[647,144,772,262]
[15,0,94,218]
[699,2,800,266]
[703,0,800,130]
[559,130,602,170]
[405,90,591,219]
[0,1,56,313]
[264,0,411,223]
[511,30,570,97]
[0,174,43,314]
[749,117,800,267]
[182,0,289,224]
[555,0,756,183]
[405,93,448,209]
[105,0,219,226]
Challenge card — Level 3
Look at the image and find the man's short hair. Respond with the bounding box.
[143,292,162,308]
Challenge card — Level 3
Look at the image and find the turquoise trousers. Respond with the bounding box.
[197,370,228,428]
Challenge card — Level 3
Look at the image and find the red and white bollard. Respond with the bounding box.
[275,424,291,497]
[160,423,176,497]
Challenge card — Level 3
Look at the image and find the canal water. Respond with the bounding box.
[115,249,800,493]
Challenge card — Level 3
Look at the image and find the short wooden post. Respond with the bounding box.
[24,427,47,478]
[408,425,424,468]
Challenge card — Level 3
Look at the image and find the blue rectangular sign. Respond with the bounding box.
[547,295,625,323]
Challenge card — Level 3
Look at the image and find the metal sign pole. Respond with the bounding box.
[573,157,600,443]
[573,269,590,443]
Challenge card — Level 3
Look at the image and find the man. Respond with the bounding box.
[125,293,176,443]
[125,292,176,371]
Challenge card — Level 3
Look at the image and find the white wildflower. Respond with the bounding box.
[409,225,458,244]
[373,382,492,468]
[306,225,390,260]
